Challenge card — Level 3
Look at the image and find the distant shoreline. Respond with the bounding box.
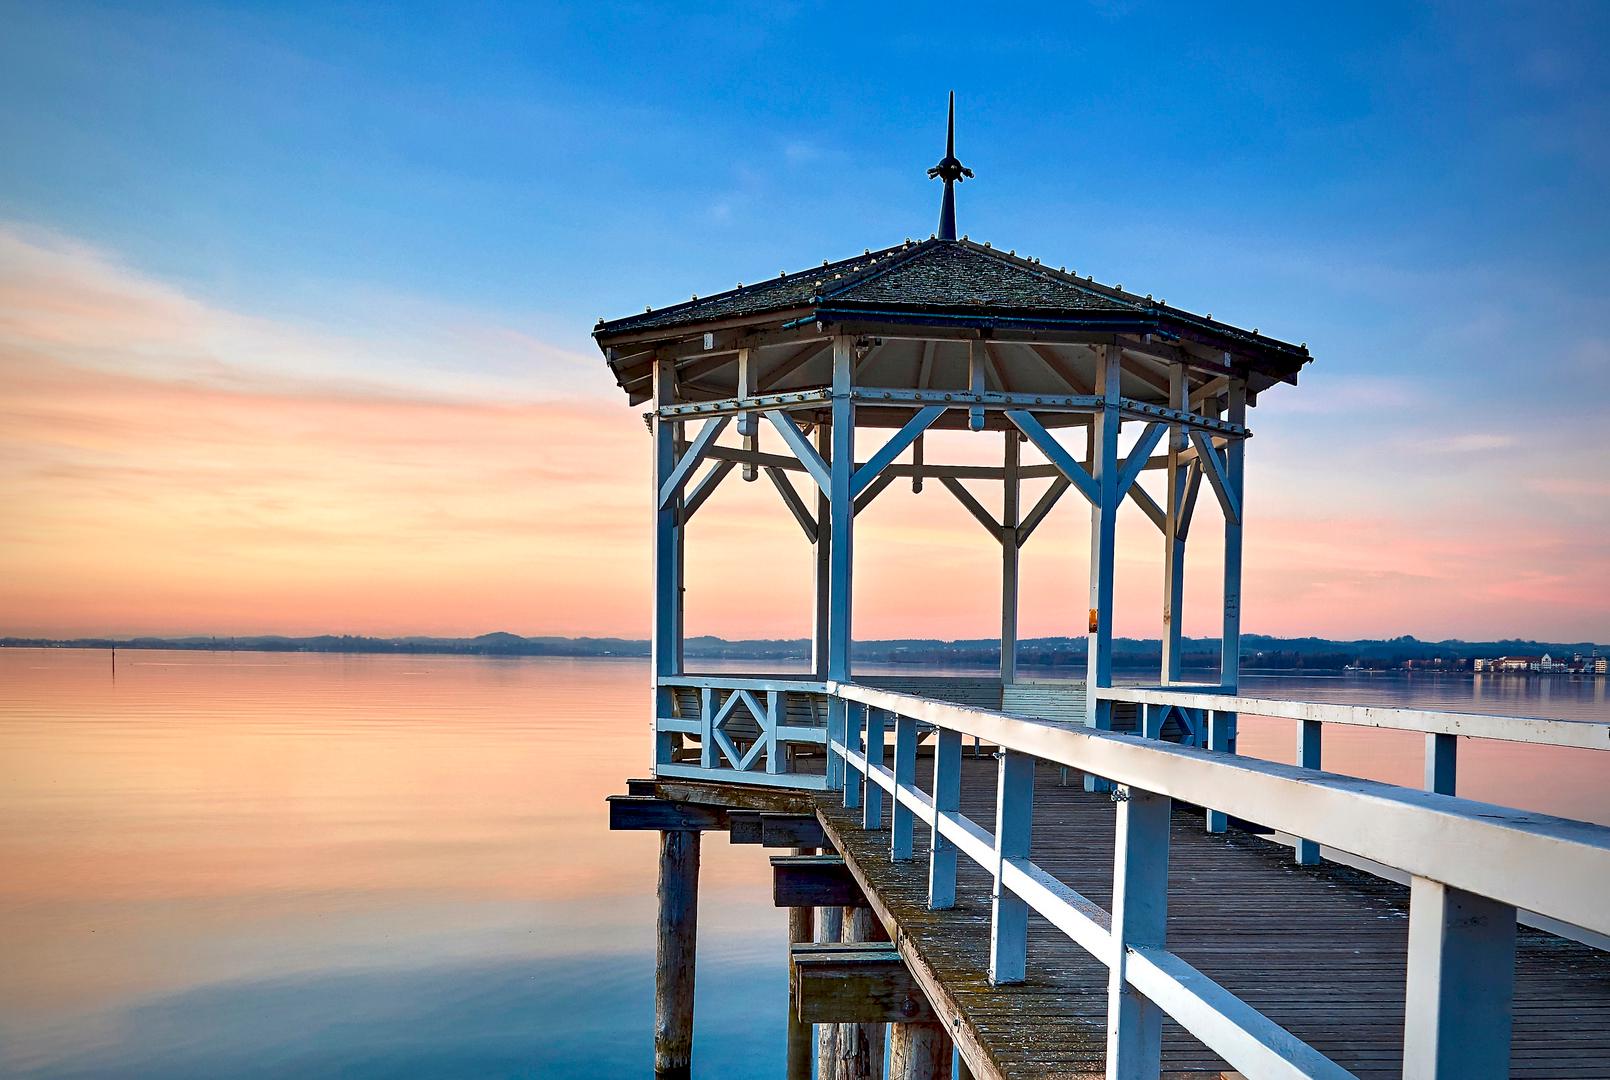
[3,632,1605,674]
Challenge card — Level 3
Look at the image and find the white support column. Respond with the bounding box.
[1161,363,1188,684]
[1086,345,1121,792]
[651,357,680,770]
[825,336,856,791]
[1105,786,1171,1079]
[672,422,687,673]
[736,346,758,482]
[1219,380,1246,693]
[1206,709,1231,834]
[929,728,961,909]
[990,750,1034,985]
[1001,432,1021,684]
[812,422,832,680]
[891,712,917,860]
[1295,719,1322,864]
[1211,380,1247,818]
[1403,876,1517,1079]
[967,338,986,431]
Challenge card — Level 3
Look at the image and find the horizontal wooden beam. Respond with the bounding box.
[728,810,763,844]
[625,778,657,797]
[607,795,729,832]
[772,853,868,908]
[762,813,828,848]
[790,942,936,1024]
[728,811,827,848]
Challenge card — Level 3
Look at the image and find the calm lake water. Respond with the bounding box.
[2,648,1606,1078]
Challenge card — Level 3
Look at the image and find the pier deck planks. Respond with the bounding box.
[813,756,1610,1080]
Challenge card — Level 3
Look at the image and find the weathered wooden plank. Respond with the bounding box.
[791,942,937,1023]
[608,794,727,832]
[773,853,868,909]
[761,812,829,848]
[727,809,763,844]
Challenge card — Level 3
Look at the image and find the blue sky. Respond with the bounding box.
[2,2,1607,640]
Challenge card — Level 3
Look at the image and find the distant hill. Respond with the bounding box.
[3,632,1604,670]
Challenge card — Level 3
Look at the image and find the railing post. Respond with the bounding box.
[764,690,782,774]
[1205,710,1231,833]
[990,750,1034,984]
[843,700,865,810]
[1402,876,1516,1079]
[891,712,918,860]
[1106,786,1171,1080]
[863,707,887,830]
[929,728,961,909]
[1295,718,1322,864]
[1141,702,1164,740]
[827,698,848,792]
[698,687,715,769]
[1425,732,1457,796]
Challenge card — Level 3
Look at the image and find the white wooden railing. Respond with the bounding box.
[650,674,1610,1077]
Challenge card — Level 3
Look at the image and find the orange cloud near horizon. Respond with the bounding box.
[2,225,1606,644]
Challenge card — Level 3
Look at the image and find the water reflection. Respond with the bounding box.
[1,651,1605,1077]
[0,650,787,1078]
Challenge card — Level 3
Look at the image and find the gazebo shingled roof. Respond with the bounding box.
[597,237,1308,378]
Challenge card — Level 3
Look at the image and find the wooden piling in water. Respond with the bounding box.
[787,846,815,1080]
[832,906,888,1080]
[889,1020,948,1080]
[654,829,699,1077]
[814,904,843,1077]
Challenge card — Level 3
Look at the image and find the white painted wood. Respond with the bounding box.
[833,681,1610,937]
[681,458,734,521]
[968,339,986,431]
[1106,787,1170,1078]
[1001,433,1021,684]
[853,405,946,498]
[658,414,731,509]
[1005,409,1100,505]
[1295,719,1322,864]
[1100,686,1610,750]
[892,713,918,860]
[1124,946,1357,1080]
[763,465,819,543]
[813,422,832,681]
[1086,346,1120,793]
[766,409,832,494]
[990,750,1034,984]
[1162,364,1188,684]
[1402,877,1516,1079]
[1016,475,1069,547]
[651,357,680,770]
[929,728,961,909]
[1190,429,1242,526]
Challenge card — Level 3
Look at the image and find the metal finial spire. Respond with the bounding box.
[927,91,973,241]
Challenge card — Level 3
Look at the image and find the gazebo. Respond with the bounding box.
[594,96,1313,793]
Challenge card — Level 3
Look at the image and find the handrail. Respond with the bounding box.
[825,679,1610,1079]
[1100,684,1610,750]
[835,681,1610,937]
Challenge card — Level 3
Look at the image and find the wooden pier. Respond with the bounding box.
[594,106,1610,1078]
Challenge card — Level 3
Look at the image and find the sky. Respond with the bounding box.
[1,1,1607,643]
